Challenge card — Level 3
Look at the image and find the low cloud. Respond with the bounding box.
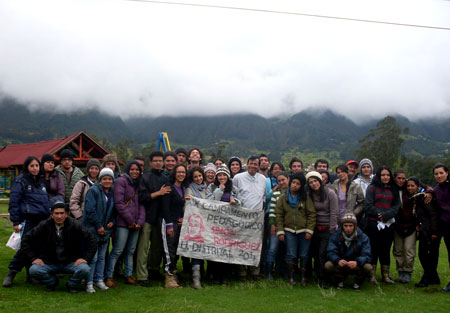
[0,0,449,122]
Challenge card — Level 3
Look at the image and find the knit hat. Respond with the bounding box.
[50,196,67,211]
[305,171,322,183]
[341,213,357,225]
[60,149,74,160]
[41,154,56,164]
[175,148,188,156]
[359,158,373,173]
[99,167,114,181]
[102,154,120,173]
[227,156,242,169]
[346,160,359,168]
[204,163,217,174]
[86,158,101,171]
[216,165,231,179]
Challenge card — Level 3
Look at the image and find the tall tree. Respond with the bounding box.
[355,116,409,169]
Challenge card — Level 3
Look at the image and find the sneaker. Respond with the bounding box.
[337,281,344,289]
[86,283,96,293]
[443,282,450,292]
[94,280,109,290]
[353,283,361,291]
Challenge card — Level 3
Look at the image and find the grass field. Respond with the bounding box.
[0,214,449,313]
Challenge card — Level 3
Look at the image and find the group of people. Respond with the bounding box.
[2,147,449,294]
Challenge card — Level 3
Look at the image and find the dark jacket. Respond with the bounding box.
[412,193,440,239]
[9,174,50,226]
[114,175,146,227]
[163,183,185,227]
[46,170,65,199]
[55,165,84,203]
[395,189,417,237]
[327,227,372,266]
[138,169,170,224]
[21,216,97,264]
[82,182,116,241]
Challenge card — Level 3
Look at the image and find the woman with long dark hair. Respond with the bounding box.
[41,154,64,199]
[3,156,50,287]
[432,163,450,292]
[161,163,187,288]
[364,166,401,284]
[276,173,316,286]
[406,176,440,288]
[306,171,339,288]
[227,156,243,178]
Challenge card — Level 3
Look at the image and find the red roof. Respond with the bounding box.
[0,131,110,168]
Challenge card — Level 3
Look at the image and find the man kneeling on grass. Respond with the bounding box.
[325,213,372,291]
[22,196,97,293]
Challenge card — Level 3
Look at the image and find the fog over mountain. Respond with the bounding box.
[1,0,449,123]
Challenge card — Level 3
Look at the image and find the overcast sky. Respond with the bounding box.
[1,0,449,122]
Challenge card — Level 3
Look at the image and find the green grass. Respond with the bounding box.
[0,203,8,214]
[0,217,449,313]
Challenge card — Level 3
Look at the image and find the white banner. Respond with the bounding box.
[177,197,264,266]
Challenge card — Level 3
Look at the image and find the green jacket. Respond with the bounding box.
[275,192,316,236]
[56,165,84,203]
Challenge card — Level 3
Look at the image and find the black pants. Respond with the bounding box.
[310,229,331,281]
[8,216,47,272]
[365,220,394,266]
[161,220,181,275]
[418,232,440,284]
[440,220,450,267]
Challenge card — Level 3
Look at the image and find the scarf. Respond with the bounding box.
[342,230,357,247]
[287,188,299,209]
[188,182,206,198]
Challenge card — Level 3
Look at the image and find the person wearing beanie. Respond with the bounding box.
[69,158,101,220]
[228,156,243,178]
[206,164,240,284]
[354,159,374,197]
[203,163,217,186]
[325,213,372,290]
[41,154,64,200]
[55,149,84,204]
[175,148,188,164]
[82,166,115,293]
[346,160,359,180]
[102,154,121,180]
[105,161,145,289]
[306,170,339,288]
[20,195,97,293]
[275,172,316,286]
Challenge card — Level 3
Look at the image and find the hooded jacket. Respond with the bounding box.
[327,227,372,266]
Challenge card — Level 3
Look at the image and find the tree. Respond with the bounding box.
[355,116,409,170]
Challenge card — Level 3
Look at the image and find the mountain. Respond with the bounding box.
[1,97,449,159]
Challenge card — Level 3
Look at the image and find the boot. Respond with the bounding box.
[300,268,307,287]
[396,271,405,283]
[369,265,377,285]
[403,272,412,283]
[192,265,202,289]
[165,273,181,288]
[266,262,274,281]
[2,270,18,288]
[381,265,395,285]
[286,262,296,286]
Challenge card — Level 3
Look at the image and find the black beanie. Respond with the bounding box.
[41,154,56,164]
[60,149,74,160]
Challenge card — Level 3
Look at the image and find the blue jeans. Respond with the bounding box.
[266,234,280,263]
[106,227,140,278]
[88,242,108,283]
[285,232,311,267]
[30,262,90,287]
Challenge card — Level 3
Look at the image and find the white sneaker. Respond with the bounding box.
[94,280,109,290]
[86,283,96,293]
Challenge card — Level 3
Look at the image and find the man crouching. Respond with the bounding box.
[325,213,372,290]
[22,196,97,293]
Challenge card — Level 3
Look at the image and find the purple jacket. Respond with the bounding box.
[434,181,450,222]
[114,175,146,227]
[47,171,65,199]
